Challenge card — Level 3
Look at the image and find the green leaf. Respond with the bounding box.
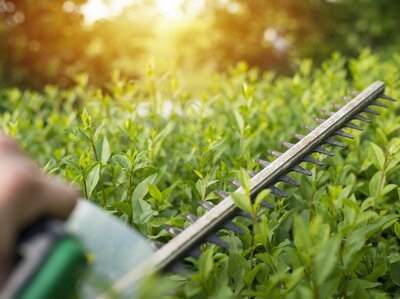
[228,253,249,286]
[244,264,261,287]
[231,192,253,216]
[242,82,253,100]
[253,189,271,211]
[195,179,206,200]
[387,153,400,172]
[132,197,158,224]
[234,109,245,134]
[369,171,384,197]
[314,235,340,285]
[367,263,388,281]
[112,154,132,170]
[389,255,400,286]
[389,138,400,155]
[369,142,386,170]
[394,222,400,239]
[132,173,157,203]
[112,201,132,217]
[101,136,111,163]
[237,168,251,193]
[293,215,313,252]
[193,169,203,179]
[86,164,100,197]
[344,214,399,267]
[81,107,91,127]
[381,184,397,196]
[286,267,305,290]
[198,247,214,282]
[347,279,381,293]
[148,183,162,202]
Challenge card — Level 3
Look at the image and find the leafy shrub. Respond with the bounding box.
[1,50,400,298]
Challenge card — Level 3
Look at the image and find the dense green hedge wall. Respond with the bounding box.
[1,50,400,298]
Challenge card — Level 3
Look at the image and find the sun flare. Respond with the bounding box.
[81,0,190,24]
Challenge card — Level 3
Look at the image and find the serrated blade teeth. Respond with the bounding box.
[268,185,288,197]
[199,200,214,210]
[164,225,183,236]
[353,114,372,123]
[380,94,396,102]
[165,261,186,273]
[335,129,354,139]
[303,154,323,166]
[348,89,392,104]
[348,89,360,97]
[293,133,305,140]
[245,169,258,177]
[333,103,344,110]
[259,201,274,209]
[314,145,334,156]
[204,201,252,219]
[291,164,312,176]
[214,190,229,198]
[150,240,164,250]
[236,210,253,219]
[183,213,198,223]
[267,149,283,158]
[222,220,245,233]
[363,107,380,115]
[371,100,388,108]
[345,121,363,131]
[184,212,244,234]
[312,117,325,125]
[340,96,352,103]
[279,175,300,186]
[325,137,345,148]
[188,248,202,259]
[321,109,335,117]
[255,158,270,167]
[302,124,316,132]
[280,141,294,149]
[205,234,229,249]
[228,179,241,188]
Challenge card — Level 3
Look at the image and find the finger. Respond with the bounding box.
[38,177,79,220]
[0,132,19,154]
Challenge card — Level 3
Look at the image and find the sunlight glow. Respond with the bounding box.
[157,0,185,19]
[81,0,136,24]
[80,0,199,24]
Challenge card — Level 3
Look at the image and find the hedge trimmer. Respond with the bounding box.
[1,81,395,299]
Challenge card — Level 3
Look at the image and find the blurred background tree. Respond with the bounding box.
[0,0,88,88]
[0,0,399,89]
[179,0,400,72]
[0,0,155,88]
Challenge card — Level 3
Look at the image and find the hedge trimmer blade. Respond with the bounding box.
[101,81,395,298]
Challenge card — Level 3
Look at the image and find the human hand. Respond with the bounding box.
[0,132,78,284]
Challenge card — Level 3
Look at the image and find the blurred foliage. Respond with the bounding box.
[1,51,400,297]
[0,0,154,88]
[180,0,400,72]
[0,0,88,88]
[1,0,400,88]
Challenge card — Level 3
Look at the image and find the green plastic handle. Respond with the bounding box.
[1,219,87,299]
[19,236,87,299]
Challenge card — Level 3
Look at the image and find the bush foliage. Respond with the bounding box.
[1,51,400,298]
